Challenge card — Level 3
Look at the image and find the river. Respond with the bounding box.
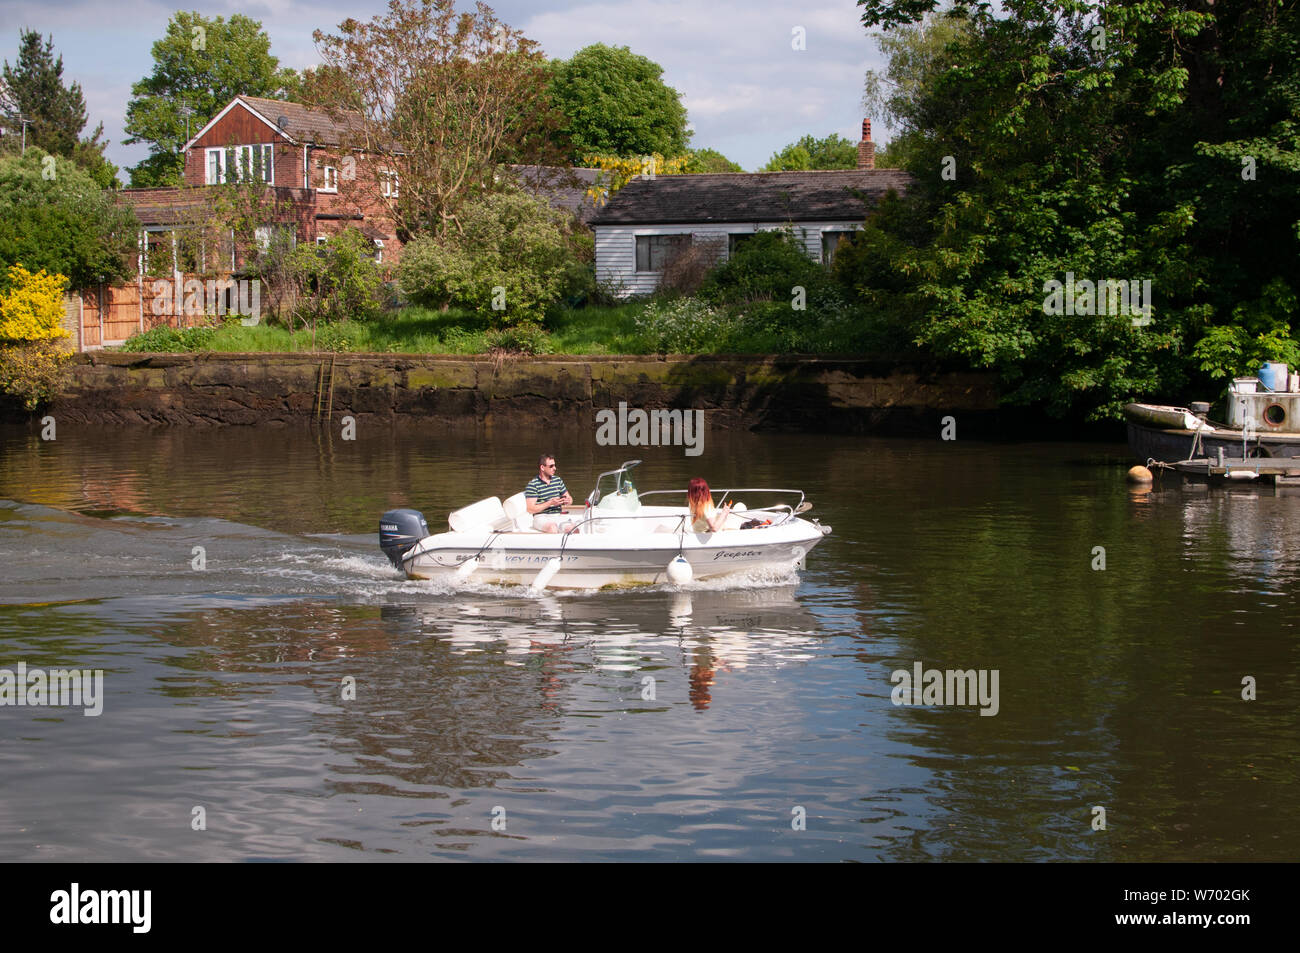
[1,420,1296,861]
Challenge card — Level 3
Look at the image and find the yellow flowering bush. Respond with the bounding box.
[0,265,71,343]
[0,265,72,410]
[0,339,72,411]
[582,153,691,205]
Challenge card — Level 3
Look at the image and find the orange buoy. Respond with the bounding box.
[1127,465,1153,484]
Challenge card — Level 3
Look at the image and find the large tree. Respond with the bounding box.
[0,150,138,291]
[0,30,118,188]
[548,44,690,161]
[762,133,858,171]
[312,0,568,237]
[840,0,1300,419]
[124,12,300,188]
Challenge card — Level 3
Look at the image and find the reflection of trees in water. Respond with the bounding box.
[861,477,1300,861]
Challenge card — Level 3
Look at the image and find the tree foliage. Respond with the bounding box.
[684,148,743,173]
[311,0,567,238]
[547,44,690,162]
[124,12,300,187]
[0,150,138,291]
[581,153,692,205]
[288,229,385,330]
[0,30,118,187]
[842,0,1300,419]
[762,134,858,171]
[397,188,577,323]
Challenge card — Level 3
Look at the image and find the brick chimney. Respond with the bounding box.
[857,119,875,170]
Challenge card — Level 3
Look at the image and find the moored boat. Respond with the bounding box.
[1126,370,1300,463]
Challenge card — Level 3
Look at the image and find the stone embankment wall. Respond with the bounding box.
[21,353,999,433]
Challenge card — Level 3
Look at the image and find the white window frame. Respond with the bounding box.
[204,144,274,185]
[373,239,384,264]
[380,170,399,198]
[635,234,691,273]
[320,166,339,193]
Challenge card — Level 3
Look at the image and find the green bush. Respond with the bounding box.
[0,339,72,410]
[289,229,384,327]
[484,321,553,354]
[700,229,829,307]
[398,189,580,325]
[120,323,218,352]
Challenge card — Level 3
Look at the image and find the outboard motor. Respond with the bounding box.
[379,509,429,570]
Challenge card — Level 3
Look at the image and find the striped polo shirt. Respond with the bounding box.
[525,475,568,513]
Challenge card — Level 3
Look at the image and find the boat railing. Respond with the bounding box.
[637,487,807,525]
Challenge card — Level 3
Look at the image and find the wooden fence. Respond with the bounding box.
[70,275,236,351]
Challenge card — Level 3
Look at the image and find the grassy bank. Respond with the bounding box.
[117,299,915,357]
[120,304,651,355]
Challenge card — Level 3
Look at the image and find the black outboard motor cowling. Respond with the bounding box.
[380,509,429,569]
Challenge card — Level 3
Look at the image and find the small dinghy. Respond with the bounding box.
[378,460,831,590]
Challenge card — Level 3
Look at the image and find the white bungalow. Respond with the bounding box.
[592,121,911,296]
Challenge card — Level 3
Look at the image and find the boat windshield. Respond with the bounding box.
[587,460,642,507]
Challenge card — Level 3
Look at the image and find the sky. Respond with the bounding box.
[0,0,890,180]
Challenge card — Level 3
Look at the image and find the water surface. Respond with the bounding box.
[1,421,1296,861]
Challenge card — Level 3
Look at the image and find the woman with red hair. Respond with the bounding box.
[687,478,732,533]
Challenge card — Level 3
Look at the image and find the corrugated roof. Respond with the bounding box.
[588,169,912,226]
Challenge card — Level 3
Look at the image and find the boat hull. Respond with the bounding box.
[401,520,828,589]
[1126,420,1300,463]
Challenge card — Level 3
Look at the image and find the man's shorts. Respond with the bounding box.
[533,511,580,531]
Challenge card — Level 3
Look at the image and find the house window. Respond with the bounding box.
[373,239,384,264]
[821,230,856,265]
[204,144,273,185]
[316,235,329,245]
[255,226,272,252]
[728,233,756,256]
[320,166,338,192]
[204,145,273,184]
[635,235,691,272]
[380,170,399,198]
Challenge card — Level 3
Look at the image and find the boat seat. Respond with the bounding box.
[501,492,534,532]
[449,496,510,533]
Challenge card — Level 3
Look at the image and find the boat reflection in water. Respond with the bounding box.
[377,583,823,713]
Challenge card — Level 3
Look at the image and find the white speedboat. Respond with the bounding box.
[379,461,831,590]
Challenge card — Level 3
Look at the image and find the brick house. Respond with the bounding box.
[119,95,405,275]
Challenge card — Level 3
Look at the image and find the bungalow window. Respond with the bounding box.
[320,166,339,193]
[205,145,273,185]
[728,233,756,256]
[821,230,857,265]
[635,234,690,272]
[380,170,399,198]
